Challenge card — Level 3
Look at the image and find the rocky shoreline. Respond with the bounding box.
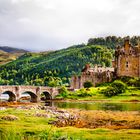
[1,103,140,130]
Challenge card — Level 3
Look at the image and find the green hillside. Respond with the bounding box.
[0,45,113,86]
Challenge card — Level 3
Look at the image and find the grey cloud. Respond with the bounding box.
[0,0,140,51]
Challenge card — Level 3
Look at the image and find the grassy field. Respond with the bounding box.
[0,108,140,140]
[58,87,140,102]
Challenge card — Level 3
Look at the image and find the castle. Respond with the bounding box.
[71,40,140,89]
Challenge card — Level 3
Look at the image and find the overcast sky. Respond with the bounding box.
[0,0,140,51]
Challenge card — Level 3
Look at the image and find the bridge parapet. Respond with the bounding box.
[0,85,60,102]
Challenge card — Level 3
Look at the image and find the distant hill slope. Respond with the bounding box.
[0,46,29,65]
[0,35,140,86]
[0,44,114,85]
[0,46,28,53]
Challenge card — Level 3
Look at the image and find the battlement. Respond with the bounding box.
[71,40,140,89]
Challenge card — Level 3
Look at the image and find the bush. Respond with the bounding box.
[101,87,117,97]
[101,80,127,97]
[127,78,140,87]
[118,76,133,83]
[111,80,127,93]
[76,88,92,97]
[57,86,69,98]
[83,81,93,88]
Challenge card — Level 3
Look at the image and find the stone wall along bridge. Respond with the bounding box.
[0,85,60,102]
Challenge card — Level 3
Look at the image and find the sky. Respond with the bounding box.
[0,0,140,51]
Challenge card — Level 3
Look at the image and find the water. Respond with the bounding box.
[1,94,140,111]
[50,101,140,111]
[0,94,9,100]
[0,93,30,101]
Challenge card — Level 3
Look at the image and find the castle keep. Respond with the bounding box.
[71,40,140,89]
[115,40,140,77]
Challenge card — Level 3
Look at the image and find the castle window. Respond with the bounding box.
[126,62,129,68]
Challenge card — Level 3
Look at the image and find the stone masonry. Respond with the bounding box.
[71,39,140,89]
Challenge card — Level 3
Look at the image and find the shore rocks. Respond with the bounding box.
[1,115,19,121]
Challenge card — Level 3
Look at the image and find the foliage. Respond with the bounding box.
[57,86,69,98]
[118,76,134,83]
[101,80,127,97]
[1,35,140,86]
[88,36,140,49]
[76,88,92,97]
[0,45,113,86]
[111,80,127,93]
[83,81,93,88]
[96,82,111,87]
[127,78,140,87]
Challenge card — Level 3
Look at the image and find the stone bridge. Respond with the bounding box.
[0,85,60,102]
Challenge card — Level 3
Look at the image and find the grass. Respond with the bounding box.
[58,86,140,102]
[0,108,140,140]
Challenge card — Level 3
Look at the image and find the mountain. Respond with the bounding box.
[0,46,28,53]
[0,44,113,86]
[0,46,29,65]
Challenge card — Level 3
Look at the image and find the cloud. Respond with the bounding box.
[0,0,140,51]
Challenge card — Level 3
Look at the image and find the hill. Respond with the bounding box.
[1,35,140,86]
[0,46,28,53]
[0,46,29,65]
[0,44,113,86]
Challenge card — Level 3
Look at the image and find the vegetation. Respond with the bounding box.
[100,80,127,97]
[83,81,93,88]
[0,108,140,140]
[0,46,28,65]
[58,86,69,98]
[0,45,113,86]
[0,50,18,65]
[55,85,140,102]
[88,35,140,49]
[0,36,140,86]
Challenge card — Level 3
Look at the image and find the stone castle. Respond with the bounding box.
[71,40,140,89]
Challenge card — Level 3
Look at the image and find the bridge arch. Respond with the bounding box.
[41,91,52,101]
[1,91,16,102]
[21,91,37,103]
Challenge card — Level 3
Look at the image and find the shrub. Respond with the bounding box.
[119,76,133,83]
[127,78,140,87]
[101,80,127,97]
[83,81,93,88]
[57,86,69,98]
[100,87,117,97]
[76,88,92,97]
[111,80,127,93]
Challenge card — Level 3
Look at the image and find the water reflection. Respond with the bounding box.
[44,101,53,107]
[1,94,140,111]
[52,102,140,111]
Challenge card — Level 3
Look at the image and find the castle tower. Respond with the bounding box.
[115,39,140,77]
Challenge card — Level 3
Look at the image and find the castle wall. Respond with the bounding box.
[117,55,139,77]
[70,40,140,89]
[71,70,114,89]
[115,40,140,78]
